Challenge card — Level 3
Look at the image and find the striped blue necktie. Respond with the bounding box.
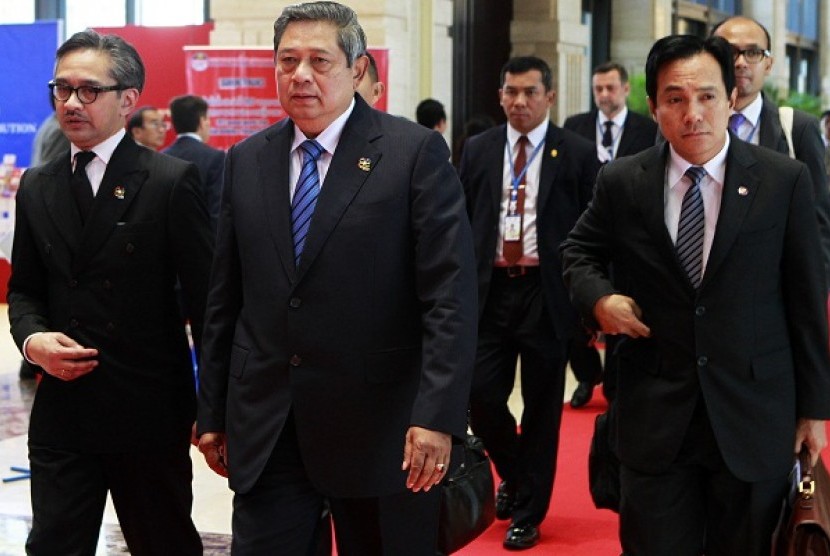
[291,139,325,266]
[676,166,707,288]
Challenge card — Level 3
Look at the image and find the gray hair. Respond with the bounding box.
[56,29,145,92]
[273,1,367,67]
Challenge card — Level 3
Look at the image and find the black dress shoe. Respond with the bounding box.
[570,381,594,408]
[495,480,516,520]
[503,524,539,550]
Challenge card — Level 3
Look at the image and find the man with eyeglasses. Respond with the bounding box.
[712,16,830,286]
[127,105,167,150]
[8,29,212,555]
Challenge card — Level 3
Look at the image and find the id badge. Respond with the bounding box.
[504,214,522,241]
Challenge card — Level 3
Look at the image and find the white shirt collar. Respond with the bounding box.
[734,94,763,128]
[177,132,203,142]
[71,128,126,165]
[668,134,730,189]
[507,119,548,149]
[598,106,629,128]
[291,98,355,155]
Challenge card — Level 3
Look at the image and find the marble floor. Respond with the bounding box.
[0,304,580,555]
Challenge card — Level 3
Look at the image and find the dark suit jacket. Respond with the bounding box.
[459,122,598,340]
[563,109,658,159]
[163,135,224,231]
[561,139,830,482]
[197,96,477,497]
[9,135,214,453]
[756,94,830,284]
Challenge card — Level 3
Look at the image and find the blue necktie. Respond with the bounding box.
[291,139,325,266]
[729,113,746,139]
[676,166,707,288]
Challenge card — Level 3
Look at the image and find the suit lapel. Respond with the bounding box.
[485,127,507,220]
[632,145,677,264]
[296,99,381,279]
[758,94,788,154]
[42,156,84,253]
[258,120,295,279]
[701,141,757,288]
[536,123,562,213]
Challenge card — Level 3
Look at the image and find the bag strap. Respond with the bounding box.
[778,106,796,159]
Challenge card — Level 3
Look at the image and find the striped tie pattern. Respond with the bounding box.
[676,166,707,288]
[291,139,325,266]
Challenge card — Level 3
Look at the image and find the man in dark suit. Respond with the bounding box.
[8,30,212,555]
[460,55,598,549]
[561,34,830,555]
[196,3,477,555]
[164,94,224,231]
[712,16,830,285]
[563,61,658,407]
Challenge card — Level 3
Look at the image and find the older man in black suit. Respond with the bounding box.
[196,2,477,555]
[561,34,830,555]
[460,55,598,549]
[164,94,224,231]
[9,30,212,555]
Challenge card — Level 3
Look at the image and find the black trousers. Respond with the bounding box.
[231,413,442,556]
[469,269,568,527]
[567,326,603,384]
[26,442,201,556]
[619,396,788,556]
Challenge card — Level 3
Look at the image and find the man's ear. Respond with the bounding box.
[352,55,369,87]
[728,87,737,110]
[120,88,139,118]
[647,96,656,120]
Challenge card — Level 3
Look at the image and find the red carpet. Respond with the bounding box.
[458,389,620,555]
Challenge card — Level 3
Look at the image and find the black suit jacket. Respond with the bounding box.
[561,139,830,482]
[163,135,224,231]
[459,122,598,340]
[9,135,214,453]
[563,109,658,159]
[756,94,830,284]
[197,96,477,497]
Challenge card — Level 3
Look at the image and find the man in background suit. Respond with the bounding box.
[712,16,830,284]
[8,30,212,554]
[127,105,167,150]
[563,61,658,408]
[460,55,598,549]
[561,34,830,555]
[196,2,477,554]
[164,94,224,231]
[356,50,385,107]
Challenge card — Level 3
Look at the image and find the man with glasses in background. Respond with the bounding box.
[712,16,830,284]
[127,105,168,150]
[8,29,212,555]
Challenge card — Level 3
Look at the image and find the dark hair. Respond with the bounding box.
[416,98,447,129]
[127,106,157,134]
[711,16,771,51]
[56,29,145,92]
[273,1,366,66]
[645,34,734,103]
[593,61,628,84]
[364,51,379,83]
[169,95,209,134]
[500,56,554,92]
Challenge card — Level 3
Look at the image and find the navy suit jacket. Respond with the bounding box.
[563,108,657,160]
[9,135,213,453]
[197,96,477,497]
[164,135,224,231]
[562,139,830,482]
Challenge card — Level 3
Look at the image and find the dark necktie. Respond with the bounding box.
[291,139,325,266]
[601,121,614,149]
[72,151,96,223]
[676,166,707,288]
[729,113,746,139]
[502,136,529,266]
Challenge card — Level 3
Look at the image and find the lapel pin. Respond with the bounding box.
[550,149,558,158]
[114,186,126,199]
[737,186,748,196]
[358,158,371,172]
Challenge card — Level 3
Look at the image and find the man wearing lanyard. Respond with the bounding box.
[460,56,599,549]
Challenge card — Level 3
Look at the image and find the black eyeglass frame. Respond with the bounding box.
[48,80,126,104]
[730,47,771,64]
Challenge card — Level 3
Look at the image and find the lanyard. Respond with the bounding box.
[505,139,544,216]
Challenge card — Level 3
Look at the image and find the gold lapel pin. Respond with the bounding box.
[737,186,748,196]
[550,149,558,158]
[114,186,126,199]
[358,158,371,172]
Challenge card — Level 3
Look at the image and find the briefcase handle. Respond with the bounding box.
[797,447,815,499]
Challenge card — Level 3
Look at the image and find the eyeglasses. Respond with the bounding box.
[48,81,126,104]
[731,47,770,64]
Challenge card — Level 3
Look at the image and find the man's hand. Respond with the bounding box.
[593,294,651,338]
[402,426,451,492]
[795,418,827,467]
[26,332,99,381]
[198,432,229,478]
